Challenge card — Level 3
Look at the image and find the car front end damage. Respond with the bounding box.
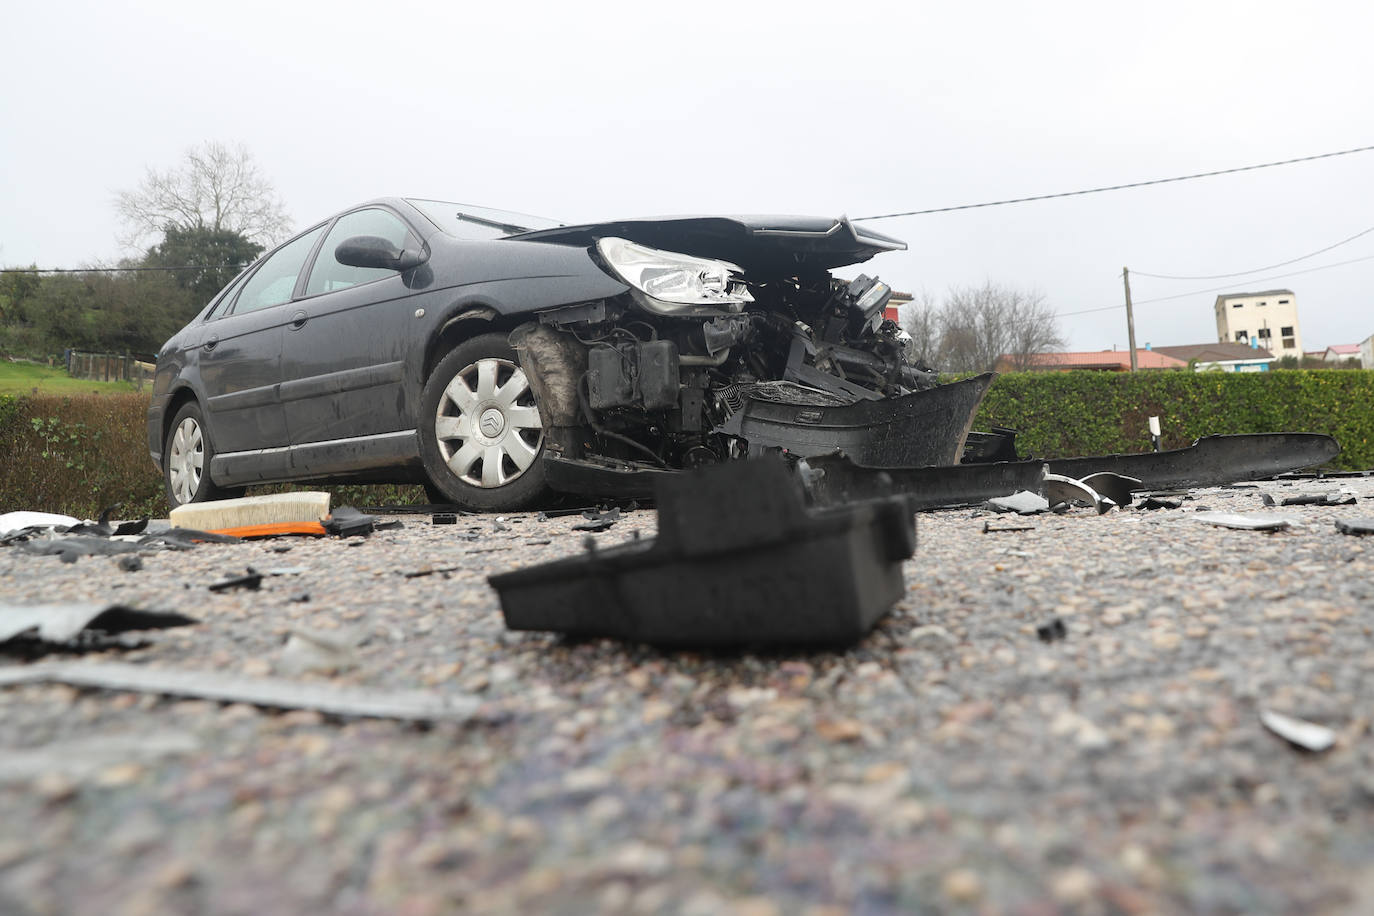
[501,217,986,489]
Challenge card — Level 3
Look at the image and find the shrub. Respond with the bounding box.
[975,370,1374,470]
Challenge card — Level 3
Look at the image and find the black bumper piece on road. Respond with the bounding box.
[490,458,914,647]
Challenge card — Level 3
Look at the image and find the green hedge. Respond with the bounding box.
[0,392,426,519]
[974,370,1374,471]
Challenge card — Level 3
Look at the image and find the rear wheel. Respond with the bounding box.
[163,401,240,507]
[419,333,548,511]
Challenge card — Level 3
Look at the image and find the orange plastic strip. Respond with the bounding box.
[207,521,329,539]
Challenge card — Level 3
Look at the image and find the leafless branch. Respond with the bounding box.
[114,141,291,250]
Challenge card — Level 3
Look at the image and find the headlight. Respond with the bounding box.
[596,237,754,314]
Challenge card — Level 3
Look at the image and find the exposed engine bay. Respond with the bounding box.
[511,267,991,486]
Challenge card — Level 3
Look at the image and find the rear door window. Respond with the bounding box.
[230,225,326,315]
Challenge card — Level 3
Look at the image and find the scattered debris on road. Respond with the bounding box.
[1281,490,1358,507]
[0,602,197,652]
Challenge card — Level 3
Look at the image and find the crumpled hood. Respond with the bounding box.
[507,215,905,274]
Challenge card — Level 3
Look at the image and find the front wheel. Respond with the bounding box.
[418,333,549,511]
[163,401,240,507]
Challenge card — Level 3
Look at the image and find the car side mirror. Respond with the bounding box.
[334,236,430,272]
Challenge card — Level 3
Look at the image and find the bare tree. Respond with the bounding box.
[903,281,1065,374]
[115,141,291,249]
[898,290,941,369]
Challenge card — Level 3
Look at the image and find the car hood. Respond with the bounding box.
[507,215,905,274]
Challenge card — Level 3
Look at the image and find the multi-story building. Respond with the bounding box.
[1214,289,1302,358]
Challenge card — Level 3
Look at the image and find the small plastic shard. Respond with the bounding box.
[0,662,479,722]
[432,513,458,525]
[1281,490,1357,507]
[1138,496,1184,511]
[572,507,621,532]
[0,602,197,646]
[117,555,143,572]
[1044,474,1107,513]
[1260,709,1336,752]
[1078,473,1142,508]
[1036,618,1068,642]
[983,519,1037,533]
[1260,492,1277,507]
[207,568,264,592]
[1335,518,1374,536]
[986,491,1050,515]
[1194,512,1293,531]
[489,458,914,647]
[0,511,81,537]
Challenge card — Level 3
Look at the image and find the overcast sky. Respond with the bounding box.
[3,1,1371,352]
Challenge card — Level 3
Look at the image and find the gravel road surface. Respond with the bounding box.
[2,477,1374,914]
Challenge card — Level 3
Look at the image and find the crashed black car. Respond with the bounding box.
[148,199,992,510]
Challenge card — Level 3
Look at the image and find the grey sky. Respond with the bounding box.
[3,0,1371,352]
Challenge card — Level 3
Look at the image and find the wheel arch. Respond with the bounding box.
[422,302,526,384]
[160,384,202,465]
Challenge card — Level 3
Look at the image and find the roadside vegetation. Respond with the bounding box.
[0,359,144,396]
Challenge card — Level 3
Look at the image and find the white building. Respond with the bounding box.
[1361,334,1374,369]
[1214,289,1302,359]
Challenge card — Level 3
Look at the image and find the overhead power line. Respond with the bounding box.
[852,143,1374,221]
[1053,251,1374,320]
[1131,223,1374,280]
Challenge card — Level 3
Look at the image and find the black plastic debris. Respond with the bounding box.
[1137,496,1184,511]
[984,519,1037,533]
[1,602,197,653]
[1335,518,1374,536]
[489,458,915,647]
[208,567,264,592]
[18,536,144,563]
[572,507,621,532]
[325,506,396,537]
[1281,491,1357,507]
[432,513,458,525]
[117,555,143,572]
[1036,618,1067,642]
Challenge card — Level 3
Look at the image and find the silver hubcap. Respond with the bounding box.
[434,357,543,488]
[168,417,204,503]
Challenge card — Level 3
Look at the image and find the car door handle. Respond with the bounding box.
[290,310,308,330]
[204,334,219,351]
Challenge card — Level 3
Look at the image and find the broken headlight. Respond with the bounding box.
[597,237,754,314]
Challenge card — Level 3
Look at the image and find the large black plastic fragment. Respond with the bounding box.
[489,458,915,647]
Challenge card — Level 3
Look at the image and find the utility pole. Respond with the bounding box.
[1122,267,1138,372]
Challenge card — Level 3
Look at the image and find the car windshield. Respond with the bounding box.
[406,199,562,240]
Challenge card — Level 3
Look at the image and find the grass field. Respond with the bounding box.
[0,359,142,395]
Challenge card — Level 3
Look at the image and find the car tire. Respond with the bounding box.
[419,333,549,511]
[163,401,240,507]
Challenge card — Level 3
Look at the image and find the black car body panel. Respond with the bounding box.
[511,214,906,274]
[149,197,987,509]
